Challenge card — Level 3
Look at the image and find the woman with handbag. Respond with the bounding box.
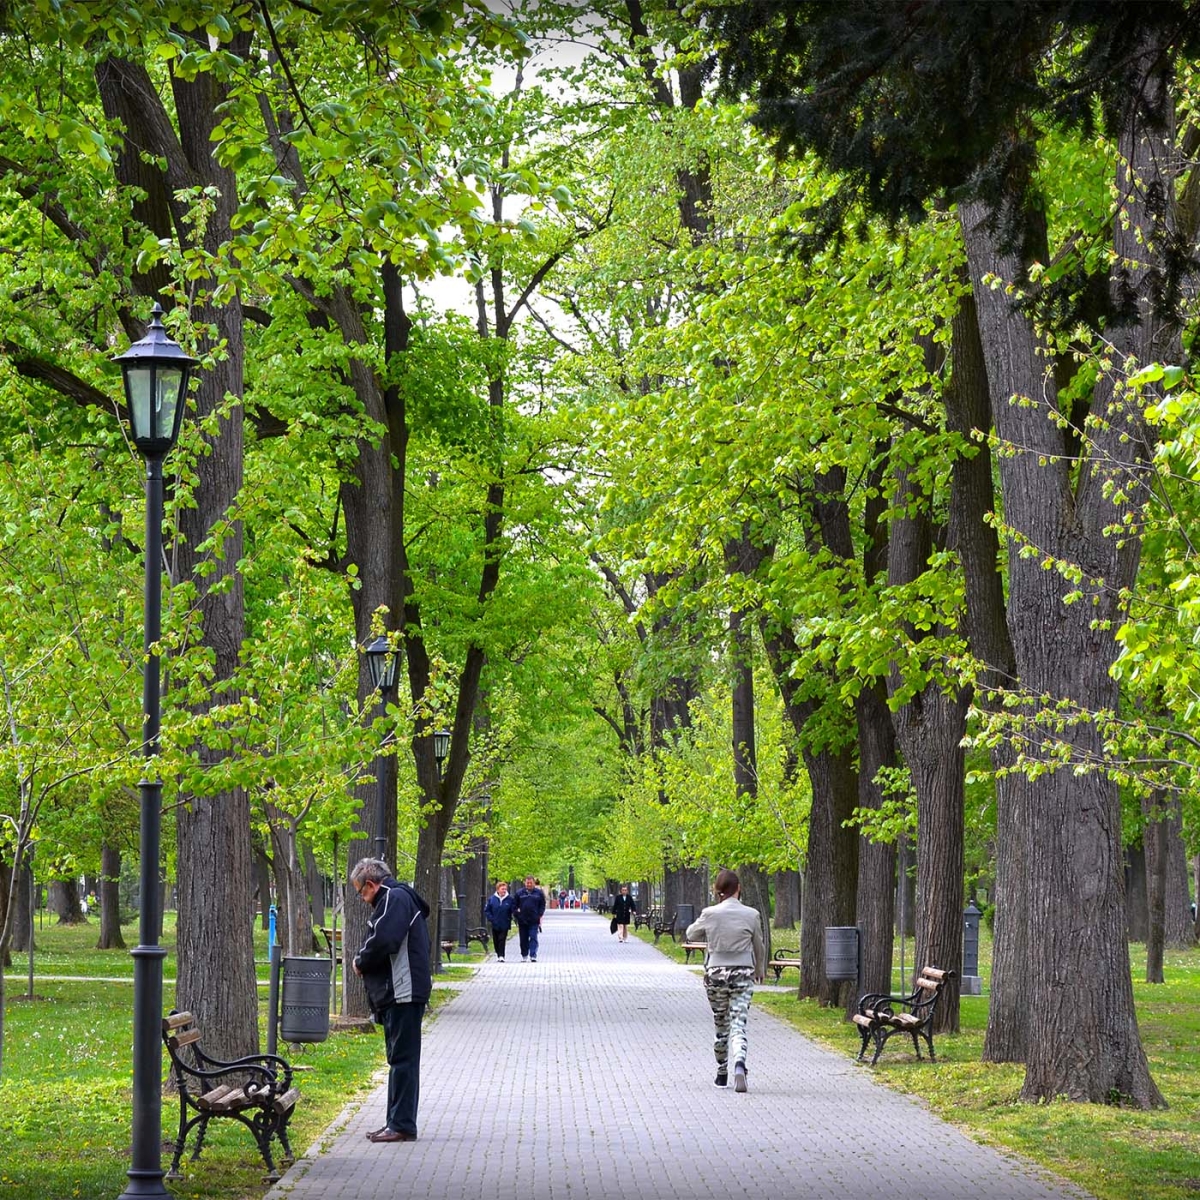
[610,884,636,942]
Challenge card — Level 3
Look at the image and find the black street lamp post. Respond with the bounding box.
[115,303,194,1200]
[364,635,400,861]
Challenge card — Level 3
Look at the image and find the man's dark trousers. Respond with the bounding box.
[381,1001,426,1135]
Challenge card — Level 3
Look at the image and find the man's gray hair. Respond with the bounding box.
[351,858,390,888]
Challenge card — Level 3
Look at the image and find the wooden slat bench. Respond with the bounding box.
[319,926,342,963]
[652,911,678,943]
[682,940,707,965]
[852,966,957,1065]
[767,948,801,982]
[162,1010,298,1182]
[633,908,656,931]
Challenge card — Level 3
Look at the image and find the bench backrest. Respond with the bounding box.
[910,967,955,1019]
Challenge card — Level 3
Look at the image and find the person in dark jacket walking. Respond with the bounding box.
[611,884,636,942]
[351,857,432,1142]
[483,879,515,960]
[512,875,546,962]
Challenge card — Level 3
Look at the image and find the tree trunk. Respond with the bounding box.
[854,680,897,1001]
[254,841,273,931]
[886,458,967,1034]
[663,864,708,926]
[268,809,315,960]
[1126,843,1149,943]
[10,865,31,954]
[1144,793,1168,984]
[1158,794,1194,948]
[983,769,1032,1062]
[798,745,859,1007]
[0,863,12,968]
[51,879,86,925]
[772,871,800,930]
[303,843,326,932]
[96,842,125,950]
[962,113,1166,1099]
[95,46,257,1061]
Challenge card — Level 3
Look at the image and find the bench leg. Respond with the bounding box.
[922,1030,936,1062]
[910,1031,923,1060]
[238,1109,281,1182]
[855,1028,871,1061]
[191,1113,212,1163]
[870,1025,894,1066]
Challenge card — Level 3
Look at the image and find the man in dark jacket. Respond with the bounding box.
[512,875,546,962]
[351,857,432,1143]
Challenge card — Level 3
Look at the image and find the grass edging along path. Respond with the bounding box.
[640,922,1199,1200]
[0,918,481,1200]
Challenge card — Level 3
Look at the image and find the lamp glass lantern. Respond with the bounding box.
[433,728,451,767]
[115,303,195,459]
[364,634,399,694]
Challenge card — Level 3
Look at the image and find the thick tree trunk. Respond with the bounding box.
[798,745,859,1007]
[854,681,897,1000]
[772,871,800,930]
[1126,844,1149,943]
[96,46,256,1061]
[664,864,709,925]
[1150,793,1195,948]
[887,460,966,1034]
[983,769,1032,1061]
[962,130,1165,1101]
[51,879,86,925]
[96,843,125,950]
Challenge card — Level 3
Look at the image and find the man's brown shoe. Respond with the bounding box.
[369,1129,417,1143]
[365,1127,389,1140]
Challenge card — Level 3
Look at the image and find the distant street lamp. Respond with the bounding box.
[115,302,195,1200]
[433,728,451,775]
[364,634,399,861]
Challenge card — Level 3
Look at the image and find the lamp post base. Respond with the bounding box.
[116,1169,172,1199]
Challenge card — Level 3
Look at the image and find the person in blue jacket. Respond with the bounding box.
[484,879,515,960]
[351,857,432,1143]
[512,875,546,962]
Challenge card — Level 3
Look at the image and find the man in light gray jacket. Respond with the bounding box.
[686,869,765,1093]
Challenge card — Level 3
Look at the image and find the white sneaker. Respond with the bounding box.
[522,955,529,962]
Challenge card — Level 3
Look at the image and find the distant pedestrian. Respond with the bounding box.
[484,880,515,961]
[611,884,636,942]
[351,857,432,1141]
[686,869,764,1093]
[568,888,577,909]
[513,875,546,962]
[558,888,568,910]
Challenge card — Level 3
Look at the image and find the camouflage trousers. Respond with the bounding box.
[703,966,755,1071]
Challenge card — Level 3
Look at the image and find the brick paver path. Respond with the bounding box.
[266,911,1091,1200]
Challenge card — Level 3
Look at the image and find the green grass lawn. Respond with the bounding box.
[0,913,472,1200]
[638,918,1200,1200]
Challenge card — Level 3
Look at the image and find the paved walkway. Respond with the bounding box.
[266,911,1091,1200]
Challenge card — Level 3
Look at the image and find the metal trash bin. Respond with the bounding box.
[675,903,695,933]
[824,926,860,982]
[280,955,331,1044]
